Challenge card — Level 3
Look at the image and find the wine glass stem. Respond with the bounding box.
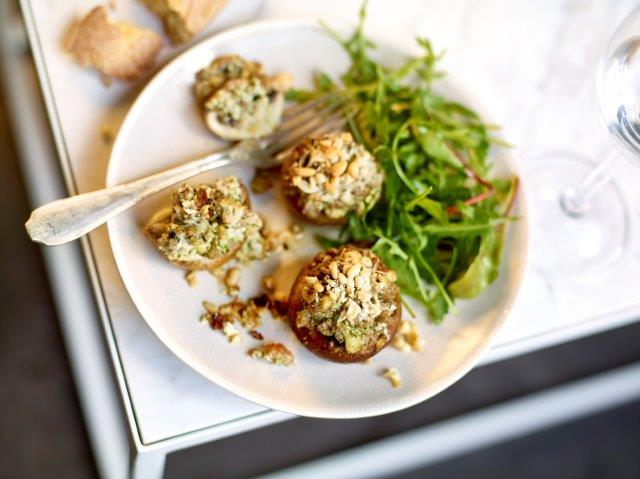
[560,151,620,217]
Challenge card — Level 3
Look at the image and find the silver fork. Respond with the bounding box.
[25,94,348,246]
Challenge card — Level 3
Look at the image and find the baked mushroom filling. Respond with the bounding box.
[204,77,277,127]
[194,54,288,140]
[295,248,398,354]
[150,177,261,264]
[285,132,383,221]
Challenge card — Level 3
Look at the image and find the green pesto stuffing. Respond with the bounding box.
[151,177,261,265]
[204,77,273,126]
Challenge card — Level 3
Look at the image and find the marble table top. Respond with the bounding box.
[22,0,640,444]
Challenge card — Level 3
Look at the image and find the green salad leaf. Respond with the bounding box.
[296,1,518,323]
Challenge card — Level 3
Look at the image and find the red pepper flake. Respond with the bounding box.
[209,313,227,330]
[249,330,264,340]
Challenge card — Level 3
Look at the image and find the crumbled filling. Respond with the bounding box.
[392,320,425,352]
[249,343,294,366]
[202,297,265,330]
[284,132,383,221]
[383,367,402,388]
[235,222,304,264]
[295,247,398,354]
[194,55,263,103]
[148,177,261,265]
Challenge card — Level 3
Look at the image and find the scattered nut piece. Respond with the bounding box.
[224,267,241,296]
[222,321,242,343]
[392,320,424,353]
[383,368,402,388]
[249,343,294,366]
[185,270,198,287]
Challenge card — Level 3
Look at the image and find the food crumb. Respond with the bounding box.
[201,297,265,331]
[222,321,242,344]
[261,275,275,294]
[224,267,240,296]
[249,330,264,340]
[250,168,275,194]
[361,358,374,365]
[382,368,402,388]
[101,124,114,144]
[249,343,294,366]
[209,266,242,296]
[392,320,424,353]
[185,270,198,287]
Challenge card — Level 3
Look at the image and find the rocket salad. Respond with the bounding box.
[288,2,518,323]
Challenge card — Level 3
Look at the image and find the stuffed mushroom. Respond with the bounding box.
[288,245,401,363]
[144,176,261,270]
[194,54,290,140]
[281,132,383,224]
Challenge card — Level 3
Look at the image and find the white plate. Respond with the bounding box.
[107,20,528,418]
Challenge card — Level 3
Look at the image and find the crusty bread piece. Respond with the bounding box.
[64,6,162,81]
[141,0,229,44]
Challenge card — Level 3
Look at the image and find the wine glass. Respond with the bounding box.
[526,6,640,278]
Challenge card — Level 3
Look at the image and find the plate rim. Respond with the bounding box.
[106,18,530,418]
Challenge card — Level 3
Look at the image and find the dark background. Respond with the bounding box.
[0,62,639,479]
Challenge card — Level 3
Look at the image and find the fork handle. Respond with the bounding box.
[26,151,232,246]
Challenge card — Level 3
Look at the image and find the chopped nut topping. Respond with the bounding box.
[383,368,402,388]
[249,343,294,366]
[283,132,383,221]
[295,246,399,355]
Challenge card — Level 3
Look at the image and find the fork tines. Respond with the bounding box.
[266,92,354,156]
